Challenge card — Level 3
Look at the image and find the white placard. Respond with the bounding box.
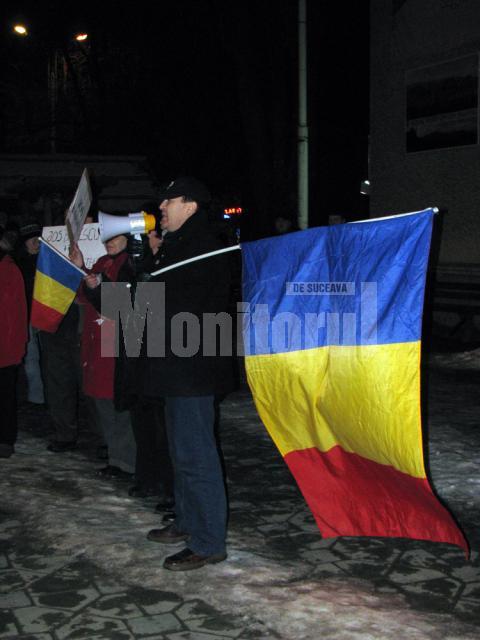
[42,223,105,270]
[65,168,92,244]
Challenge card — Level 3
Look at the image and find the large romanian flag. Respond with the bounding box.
[31,239,84,333]
[242,208,467,552]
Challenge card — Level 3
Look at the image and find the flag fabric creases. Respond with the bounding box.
[31,239,84,333]
[242,209,467,552]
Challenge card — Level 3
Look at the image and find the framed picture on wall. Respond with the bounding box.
[406,53,479,152]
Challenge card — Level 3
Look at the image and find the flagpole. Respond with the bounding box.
[351,207,439,225]
[148,208,437,277]
[149,244,241,277]
[39,237,87,276]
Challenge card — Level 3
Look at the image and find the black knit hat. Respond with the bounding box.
[20,222,41,241]
[158,176,211,205]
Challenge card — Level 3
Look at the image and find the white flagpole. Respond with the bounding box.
[149,244,240,277]
[148,208,437,277]
[351,207,439,224]
[39,237,87,276]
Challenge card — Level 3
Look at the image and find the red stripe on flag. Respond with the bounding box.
[285,445,468,552]
[30,298,65,333]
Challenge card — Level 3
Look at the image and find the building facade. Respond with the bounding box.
[370,0,480,272]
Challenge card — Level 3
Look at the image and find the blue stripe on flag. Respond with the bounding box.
[36,242,84,292]
[241,209,434,354]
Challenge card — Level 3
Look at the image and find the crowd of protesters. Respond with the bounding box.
[1,178,241,570]
[0,215,177,525]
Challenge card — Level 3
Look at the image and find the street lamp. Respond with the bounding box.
[11,24,89,153]
[13,24,28,36]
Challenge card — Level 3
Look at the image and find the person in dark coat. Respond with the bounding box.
[126,230,174,502]
[144,176,235,571]
[0,228,28,457]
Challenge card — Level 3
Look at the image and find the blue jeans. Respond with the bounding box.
[165,396,227,556]
[24,325,45,404]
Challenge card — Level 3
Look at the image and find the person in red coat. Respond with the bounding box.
[0,229,28,457]
[72,234,136,477]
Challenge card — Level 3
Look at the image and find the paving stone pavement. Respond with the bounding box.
[1,359,479,639]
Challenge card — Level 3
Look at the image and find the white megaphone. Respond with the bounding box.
[98,211,157,242]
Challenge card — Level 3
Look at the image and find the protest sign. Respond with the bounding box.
[65,168,92,244]
[42,223,105,270]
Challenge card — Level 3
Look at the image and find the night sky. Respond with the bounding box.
[0,0,369,237]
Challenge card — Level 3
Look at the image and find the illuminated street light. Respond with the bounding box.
[13,23,88,44]
[13,24,28,36]
[9,20,90,152]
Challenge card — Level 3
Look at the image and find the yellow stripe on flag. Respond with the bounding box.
[245,341,425,478]
[33,270,77,316]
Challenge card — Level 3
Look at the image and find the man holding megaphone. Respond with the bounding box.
[128,177,234,571]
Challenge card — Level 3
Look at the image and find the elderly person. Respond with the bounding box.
[71,234,136,478]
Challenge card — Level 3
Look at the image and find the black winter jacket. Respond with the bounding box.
[137,210,235,398]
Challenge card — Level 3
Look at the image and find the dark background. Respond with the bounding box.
[0,0,369,238]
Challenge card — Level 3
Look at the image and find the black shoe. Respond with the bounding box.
[128,485,161,498]
[97,465,133,480]
[147,524,189,545]
[162,510,176,524]
[47,440,77,453]
[155,497,175,513]
[163,547,227,571]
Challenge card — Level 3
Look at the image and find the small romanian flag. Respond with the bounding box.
[31,239,85,333]
[242,208,467,552]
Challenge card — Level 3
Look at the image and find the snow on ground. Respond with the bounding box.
[3,348,480,639]
[429,346,480,370]
[6,460,477,640]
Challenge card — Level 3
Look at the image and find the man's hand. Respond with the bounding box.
[69,242,85,268]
